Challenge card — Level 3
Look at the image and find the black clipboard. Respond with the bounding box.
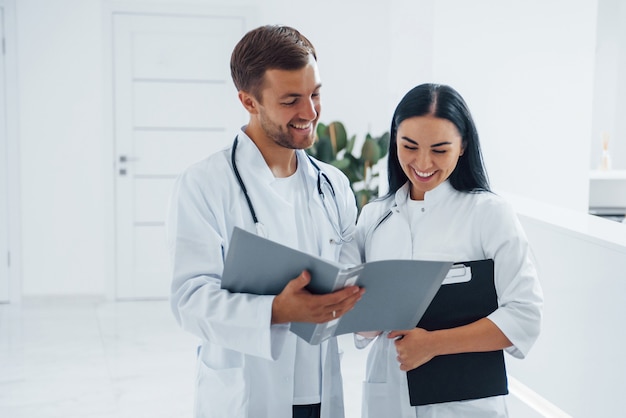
[406,259,509,406]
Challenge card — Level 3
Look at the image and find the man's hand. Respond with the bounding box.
[271,270,365,324]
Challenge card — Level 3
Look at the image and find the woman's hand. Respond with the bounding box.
[388,318,513,372]
[388,328,439,371]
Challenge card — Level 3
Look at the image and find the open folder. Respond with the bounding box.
[220,227,453,345]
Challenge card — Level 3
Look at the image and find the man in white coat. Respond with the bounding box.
[166,25,365,418]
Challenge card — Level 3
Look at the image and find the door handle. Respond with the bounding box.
[119,155,139,163]
[118,155,138,176]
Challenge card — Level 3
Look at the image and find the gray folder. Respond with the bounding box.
[221,227,453,344]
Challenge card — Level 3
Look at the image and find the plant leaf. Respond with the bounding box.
[331,159,351,171]
[377,132,390,158]
[316,137,335,162]
[361,137,381,165]
[346,134,357,154]
[328,121,348,152]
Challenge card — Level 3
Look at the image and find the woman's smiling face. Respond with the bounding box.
[396,115,465,200]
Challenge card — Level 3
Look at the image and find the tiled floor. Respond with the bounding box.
[0,298,369,418]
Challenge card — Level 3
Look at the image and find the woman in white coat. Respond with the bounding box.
[354,84,544,418]
[167,26,363,418]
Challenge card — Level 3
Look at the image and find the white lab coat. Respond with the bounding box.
[166,129,359,418]
[352,181,543,418]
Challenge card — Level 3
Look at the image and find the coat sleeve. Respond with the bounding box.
[482,198,544,359]
[166,167,289,361]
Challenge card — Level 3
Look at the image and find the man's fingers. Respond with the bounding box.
[330,285,363,303]
[278,273,364,324]
[285,270,311,292]
[322,287,364,317]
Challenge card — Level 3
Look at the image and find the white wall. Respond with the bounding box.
[252,0,436,143]
[591,0,626,170]
[1,0,21,303]
[430,0,598,211]
[13,0,602,296]
[16,0,107,295]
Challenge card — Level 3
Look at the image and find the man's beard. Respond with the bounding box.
[259,111,316,150]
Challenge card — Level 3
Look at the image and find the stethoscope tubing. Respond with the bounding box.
[363,205,396,252]
[231,137,259,224]
[230,136,349,244]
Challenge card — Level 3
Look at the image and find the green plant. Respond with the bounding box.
[307,121,390,212]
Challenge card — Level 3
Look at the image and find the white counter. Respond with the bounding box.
[497,190,626,417]
[501,190,626,252]
[589,168,626,180]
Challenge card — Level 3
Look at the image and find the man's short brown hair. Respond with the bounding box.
[230,25,317,101]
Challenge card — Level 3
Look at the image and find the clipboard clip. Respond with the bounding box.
[442,264,472,285]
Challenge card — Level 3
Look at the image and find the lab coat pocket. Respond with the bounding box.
[196,357,246,418]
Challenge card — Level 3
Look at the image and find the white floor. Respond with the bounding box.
[0,298,370,418]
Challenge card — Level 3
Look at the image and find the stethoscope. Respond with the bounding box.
[364,205,396,246]
[231,136,352,245]
[363,186,415,242]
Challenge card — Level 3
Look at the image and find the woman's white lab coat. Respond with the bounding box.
[353,181,543,418]
[166,129,359,418]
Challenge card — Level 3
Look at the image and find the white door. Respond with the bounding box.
[0,7,10,303]
[113,13,246,299]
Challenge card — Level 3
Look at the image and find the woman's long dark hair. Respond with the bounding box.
[386,83,490,197]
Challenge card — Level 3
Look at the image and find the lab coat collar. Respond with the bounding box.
[235,128,276,185]
[393,183,411,209]
[297,151,321,192]
[394,180,455,209]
